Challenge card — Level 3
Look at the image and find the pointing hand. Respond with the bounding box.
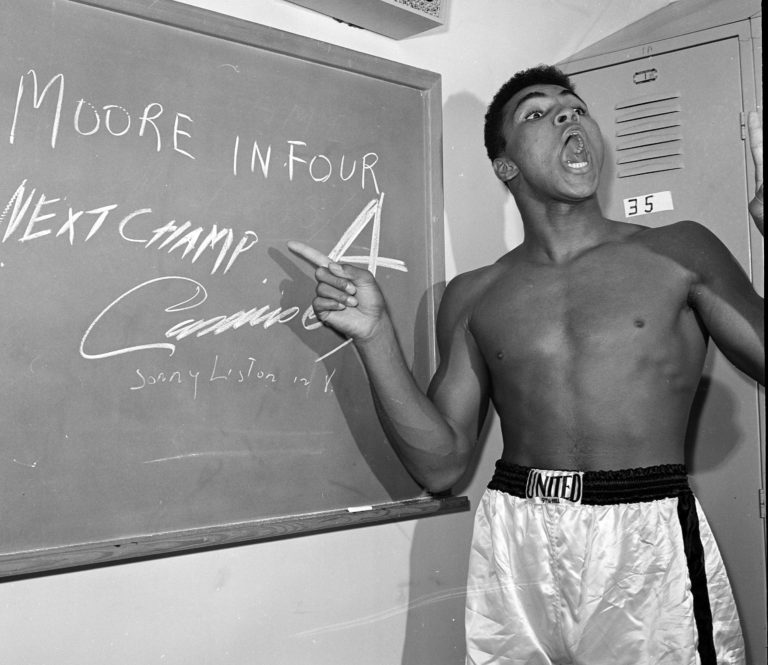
[287,241,387,341]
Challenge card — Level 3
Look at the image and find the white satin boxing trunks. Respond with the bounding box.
[465,461,745,664]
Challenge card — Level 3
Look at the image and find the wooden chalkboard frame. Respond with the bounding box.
[0,0,467,579]
[1,495,469,579]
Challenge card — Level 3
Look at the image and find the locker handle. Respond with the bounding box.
[633,68,659,84]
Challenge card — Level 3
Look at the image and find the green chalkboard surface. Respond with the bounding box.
[0,0,462,577]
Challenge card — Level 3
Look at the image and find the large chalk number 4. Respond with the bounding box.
[327,193,406,277]
[312,192,408,362]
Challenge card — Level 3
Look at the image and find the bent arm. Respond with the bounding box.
[288,242,489,492]
[686,223,764,385]
[355,277,489,492]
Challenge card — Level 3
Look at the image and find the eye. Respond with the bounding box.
[573,106,587,116]
[524,110,544,120]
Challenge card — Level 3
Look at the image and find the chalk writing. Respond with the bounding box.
[129,354,336,401]
[8,70,380,195]
[0,179,258,275]
[5,66,410,368]
[232,136,380,193]
[10,69,194,158]
[78,193,406,361]
[79,275,292,360]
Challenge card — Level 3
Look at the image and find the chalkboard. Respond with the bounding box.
[0,0,464,578]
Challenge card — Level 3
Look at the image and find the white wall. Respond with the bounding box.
[0,2,673,663]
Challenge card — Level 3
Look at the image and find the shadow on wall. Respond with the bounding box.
[441,91,512,276]
[684,372,743,474]
[399,90,510,665]
[273,246,426,502]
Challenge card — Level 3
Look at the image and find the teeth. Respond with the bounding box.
[564,131,587,168]
[569,132,584,154]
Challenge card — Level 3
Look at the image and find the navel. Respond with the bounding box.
[496,350,505,361]
[634,319,645,328]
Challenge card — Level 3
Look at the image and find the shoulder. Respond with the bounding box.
[629,220,737,280]
[632,219,722,249]
[636,220,751,300]
[445,264,502,297]
[436,262,506,332]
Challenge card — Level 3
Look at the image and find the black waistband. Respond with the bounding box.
[488,460,691,505]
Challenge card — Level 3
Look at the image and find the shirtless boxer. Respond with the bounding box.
[289,65,764,664]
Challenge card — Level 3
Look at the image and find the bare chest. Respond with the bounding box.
[470,249,695,365]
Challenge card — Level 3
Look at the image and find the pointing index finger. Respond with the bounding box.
[287,241,331,269]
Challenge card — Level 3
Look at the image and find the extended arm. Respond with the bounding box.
[685,222,764,385]
[691,111,765,383]
[287,242,488,492]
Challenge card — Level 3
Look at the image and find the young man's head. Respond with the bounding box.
[484,65,604,202]
[484,65,575,162]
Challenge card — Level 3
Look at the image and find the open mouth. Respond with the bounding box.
[562,130,589,169]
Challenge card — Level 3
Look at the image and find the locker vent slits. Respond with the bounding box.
[613,91,684,178]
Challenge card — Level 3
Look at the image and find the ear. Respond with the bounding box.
[493,157,519,183]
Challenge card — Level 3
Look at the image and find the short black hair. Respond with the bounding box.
[484,65,575,161]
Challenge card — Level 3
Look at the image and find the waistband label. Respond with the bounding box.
[525,469,584,505]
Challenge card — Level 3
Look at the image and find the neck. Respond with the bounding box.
[515,195,611,263]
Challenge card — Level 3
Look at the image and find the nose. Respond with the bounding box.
[555,108,580,125]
